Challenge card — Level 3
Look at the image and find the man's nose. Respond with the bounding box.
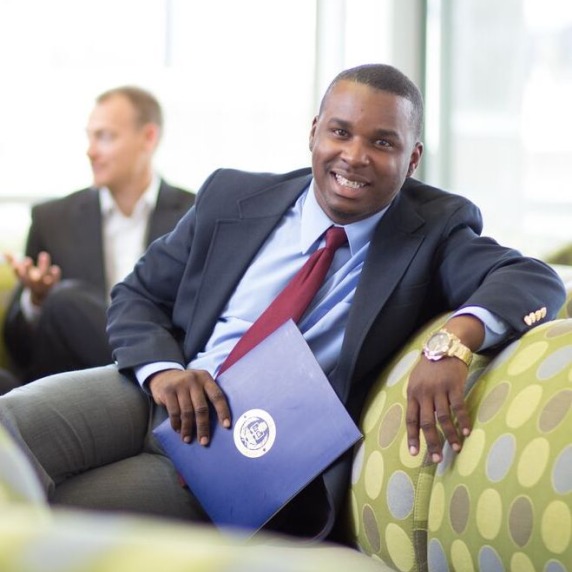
[86,140,97,160]
[341,138,370,166]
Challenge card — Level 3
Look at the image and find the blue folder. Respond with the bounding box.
[153,319,362,533]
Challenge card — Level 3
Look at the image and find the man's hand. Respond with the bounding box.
[406,315,484,463]
[5,251,61,306]
[406,356,470,464]
[148,369,231,446]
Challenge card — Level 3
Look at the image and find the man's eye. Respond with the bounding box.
[375,139,392,148]
[332,128,348,137]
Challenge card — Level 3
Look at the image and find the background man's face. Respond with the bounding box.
[86,94,151,192]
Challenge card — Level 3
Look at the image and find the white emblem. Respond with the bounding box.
[233,408,276,458]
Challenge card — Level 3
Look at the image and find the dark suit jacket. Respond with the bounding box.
[3,179,195,367]
[107,168,565,535]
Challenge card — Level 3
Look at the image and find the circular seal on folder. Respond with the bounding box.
[233,408,276,458]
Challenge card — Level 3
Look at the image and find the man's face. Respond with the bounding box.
[86,94,155,192]
[309,80,423,224]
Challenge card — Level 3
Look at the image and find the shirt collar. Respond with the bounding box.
[99,173,161,217]
[300,180,389,255]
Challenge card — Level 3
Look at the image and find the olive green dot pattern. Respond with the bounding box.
[348,313,485,571]
[349,317,572,572]
[0,423,46,505]
[557,281,572,319]
[428,319,572,572]
[0,264,16,369]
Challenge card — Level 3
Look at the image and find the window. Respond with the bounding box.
[0,0,412,253]
[425,0,572,258]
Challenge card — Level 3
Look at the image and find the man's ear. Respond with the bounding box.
[308,116,318,151]
[407,142,424,176]
[142,123,160,152]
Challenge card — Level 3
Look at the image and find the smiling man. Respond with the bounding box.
[0,64,565,541]
[3,86,194,383]
[310,77,422,224]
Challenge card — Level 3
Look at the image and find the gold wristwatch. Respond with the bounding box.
[422,329,473,367]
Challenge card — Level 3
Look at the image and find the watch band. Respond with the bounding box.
[445,330,473,366]
[423,328,473,367]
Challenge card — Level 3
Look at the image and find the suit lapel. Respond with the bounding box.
[185,175,312,352]
[186,172,428,395]
[333,192,426,399]
[72,189,106,294]
[147,180,186,243]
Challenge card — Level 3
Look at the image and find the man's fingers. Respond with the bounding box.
[163,385,198,445]
[178,393,197,444]
[189,384,211,446]
[36,251,53,272]
[419,402,443,463]
[28,267,42,282]
[50,265,62,283]
[164,392,183,433]
[3,252,15,266]
[204,379,231,429]
[450,394,471,438]
[12,257,32,281]
[407,392,451,463]
[434,395,460,454]
[405,398,420,456]
[148,369,230,446]
[407,355,472,463]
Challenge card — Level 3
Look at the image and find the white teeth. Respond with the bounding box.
[335,174,366,189]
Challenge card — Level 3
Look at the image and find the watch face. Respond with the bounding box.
[426,332,451,353]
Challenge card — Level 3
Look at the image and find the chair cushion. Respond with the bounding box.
[427,318,572,571]
[0,262,16,369]
[348,313,486,570]
[0,422,46,505]
[349,315,572,571]
[556,279,572,319]
[0,505,393,572]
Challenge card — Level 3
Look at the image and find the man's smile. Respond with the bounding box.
[333,172,368,190]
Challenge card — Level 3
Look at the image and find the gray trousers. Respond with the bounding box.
[0,365,208,523]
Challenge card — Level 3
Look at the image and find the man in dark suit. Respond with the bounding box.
[0,368,18,394]
[0,65,565,540]
[3,86,194,382]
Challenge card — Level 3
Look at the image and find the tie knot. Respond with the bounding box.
[325,226,347,251]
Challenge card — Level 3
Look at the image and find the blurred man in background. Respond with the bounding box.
[3,86,194,383]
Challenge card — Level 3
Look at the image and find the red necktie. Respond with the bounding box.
[218,226,347,374]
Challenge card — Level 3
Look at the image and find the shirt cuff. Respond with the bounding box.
[20,288,42,323]
[453,306,510,351]
[135,361,185,389]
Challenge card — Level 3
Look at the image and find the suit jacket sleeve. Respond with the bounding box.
[336,185,566,413]
[107,181,208,372]
[428,202,564,335]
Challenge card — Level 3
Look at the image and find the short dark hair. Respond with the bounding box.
[96,86,163,131]
[320,64,424,139]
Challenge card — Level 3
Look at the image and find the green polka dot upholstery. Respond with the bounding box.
[0,506,394,572]
[0,422,392,571]
[428,319,572,571]
[0,262,16,370]
[556,277,572,319]
[0,421,45,505]
[0,264,570,571]
[349,318,572,571]
[348,313,462,570]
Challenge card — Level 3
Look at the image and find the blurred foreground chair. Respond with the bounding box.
[0,263,570,571]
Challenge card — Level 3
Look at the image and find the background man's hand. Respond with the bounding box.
[148,368,231,445]
[5,251,61,306]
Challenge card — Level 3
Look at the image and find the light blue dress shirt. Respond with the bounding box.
[136,181,507,386]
